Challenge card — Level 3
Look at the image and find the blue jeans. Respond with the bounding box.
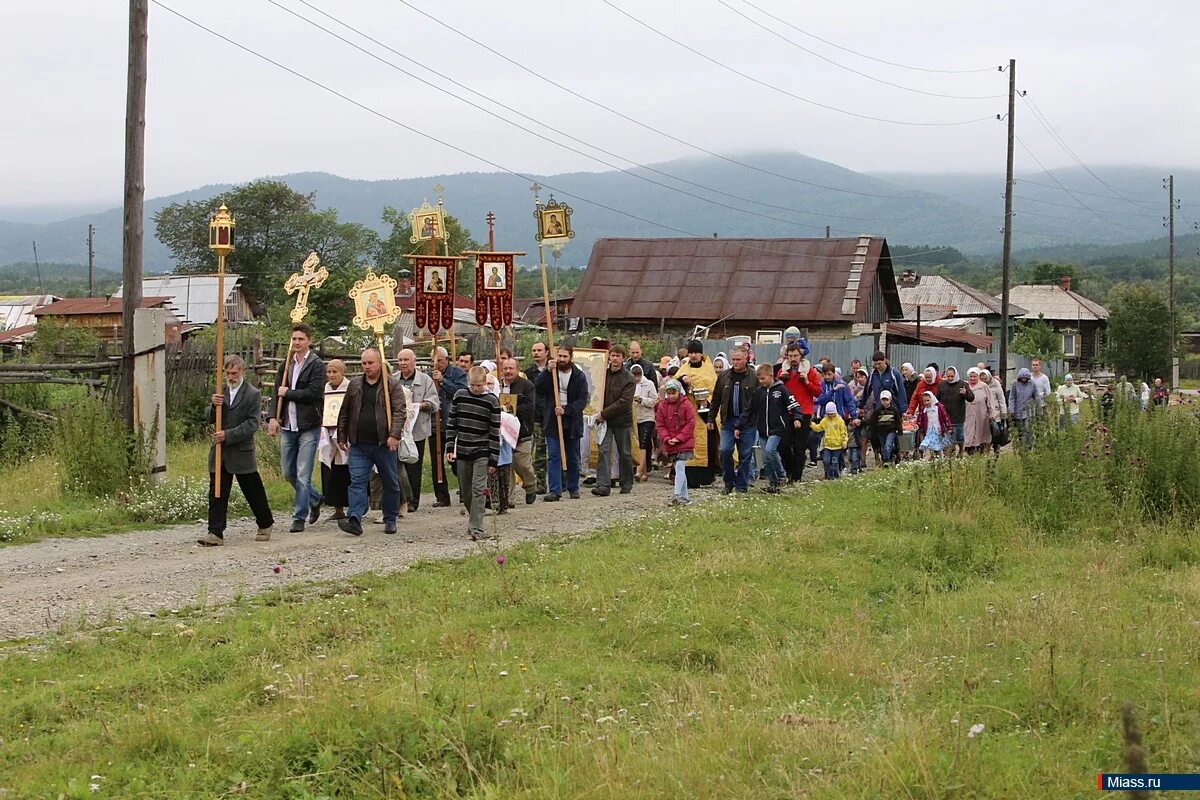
[880,432,897,463]
[347,443,400,524]
[546,434,581,495]
[280,427,322,522]
[762,434,786,487]
[822,448,844,479]
[719,426,758,492]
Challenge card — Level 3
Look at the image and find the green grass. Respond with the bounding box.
[1,467,1197,798]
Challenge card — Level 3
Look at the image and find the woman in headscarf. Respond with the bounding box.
[655,379,696,505]
[906,365,941,415]
[962,367,994,454]
[631,363,659,482]
[936,366,974,457]
[900,363,920,407]
[1055,373,1086,428]
[712,353,728,378]
[1008,368,1040,449]
[981,368,1007,453]
[916,391,953,460]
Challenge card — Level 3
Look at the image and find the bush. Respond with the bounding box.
[53,394,151,498]
[0,385,55,467]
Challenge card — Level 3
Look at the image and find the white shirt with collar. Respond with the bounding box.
[286,351,310,432]
[227,380,242,408]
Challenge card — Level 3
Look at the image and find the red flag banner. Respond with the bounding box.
[410,255,462,335]
[473,253,518,328]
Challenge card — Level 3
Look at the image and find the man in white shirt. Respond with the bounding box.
[266,324,327,532]
[1030,359,1052,411]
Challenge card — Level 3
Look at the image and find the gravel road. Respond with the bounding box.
[0,482,715,642]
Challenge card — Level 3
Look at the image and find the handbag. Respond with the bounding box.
[990,419,1010,446]
[398,387,420,464]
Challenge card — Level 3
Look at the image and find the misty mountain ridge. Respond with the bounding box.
[0,152,1194,274]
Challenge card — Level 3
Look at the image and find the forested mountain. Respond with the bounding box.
[2,153,1193,276]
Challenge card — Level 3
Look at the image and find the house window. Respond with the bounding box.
[1062,332,1077,357]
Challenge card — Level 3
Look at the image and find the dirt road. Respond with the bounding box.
[0,483,714,642]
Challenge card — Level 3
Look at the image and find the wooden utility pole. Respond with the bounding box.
[87,224,96,298]
[998,58,1016,385]
[121,0,148,429]
[1165,175,1178,388]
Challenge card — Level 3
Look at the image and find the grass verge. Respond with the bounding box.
[1,466,1197,797]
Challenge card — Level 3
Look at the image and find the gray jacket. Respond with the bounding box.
[207,382,263,474]
[400,369,439,442]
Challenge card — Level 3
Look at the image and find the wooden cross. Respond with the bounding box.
[285,252,329,324]
[486,211,496,250]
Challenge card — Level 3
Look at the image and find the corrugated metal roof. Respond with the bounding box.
[571,237,902,324]
[898,274,1025,318]
[0,295,61,330]
[1003,284,1109,322]
[0,324,36,344]
[887,322,994,350]
[114,274,244,325]
[34,296,175,316]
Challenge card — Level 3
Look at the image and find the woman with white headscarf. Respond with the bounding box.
[1055,373,1086,427]
[981,368,1007,453]
[962,367,993,454]
[916,391,953,460]
[712,353,728,377]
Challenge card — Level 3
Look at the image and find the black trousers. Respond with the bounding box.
[786,415,812,481]
[403,436,427,509]
[208,469,274,536]
[433,425,454,504]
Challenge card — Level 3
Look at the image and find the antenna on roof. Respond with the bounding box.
[32,241,42,294]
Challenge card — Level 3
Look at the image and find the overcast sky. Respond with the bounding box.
[4,0,1197,206]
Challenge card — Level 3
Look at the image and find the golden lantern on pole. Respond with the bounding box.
[208,205,235,497]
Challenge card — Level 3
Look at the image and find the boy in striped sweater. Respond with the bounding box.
[446,366,502,540]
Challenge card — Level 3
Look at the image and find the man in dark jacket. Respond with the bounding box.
[627,340,659,389]
[500,357,538,505]
[335,347,407,536]
[199,355,274,546]
[863,351,908,415]
[534,345,589,501]
[712,346,759,493]
[753,363,802,492]
[266,323,326,533]
[431,345,467,507]
[525,341,550,494]
[591,344,636,497]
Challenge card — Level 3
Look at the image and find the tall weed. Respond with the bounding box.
[53,394,151,498]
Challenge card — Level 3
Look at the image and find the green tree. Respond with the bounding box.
[1029,262,1077,286]
[1011,314,1064,363]
[378,207,480,296]
[153,180,379,311]
[1104,284,1172,382]
[28,319,103,359]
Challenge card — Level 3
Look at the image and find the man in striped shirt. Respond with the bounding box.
[446,366,501,540]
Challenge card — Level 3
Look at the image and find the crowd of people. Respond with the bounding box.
[198,323,1179,546]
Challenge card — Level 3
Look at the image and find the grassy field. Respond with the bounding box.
[2,460,1197,798]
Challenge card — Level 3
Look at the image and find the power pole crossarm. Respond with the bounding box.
[999,59,1016,386]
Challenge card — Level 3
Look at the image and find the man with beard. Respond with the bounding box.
[525,341,551,493]
[534,345,589,501]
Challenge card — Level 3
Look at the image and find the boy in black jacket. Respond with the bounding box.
[752,363,802,492]
[866,389,903,466]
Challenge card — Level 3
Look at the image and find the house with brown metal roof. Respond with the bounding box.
[33,296,182,344]
[570,236,903,339]
[1001,276,1109,371]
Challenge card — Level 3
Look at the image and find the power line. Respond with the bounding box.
[151,1,956,264]
[1014,134,1134,230]
[1020,93,1159,211]
[1018,177,1163,205]
[714,0,1003,100]
[267,0,923,227]
[347,0,984,201]
[733,0,996,75]
[1014,193,1161,220]
[599,0,998,127]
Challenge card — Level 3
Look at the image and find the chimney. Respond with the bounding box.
[899,269,918,287]
[1060,275,1072,292]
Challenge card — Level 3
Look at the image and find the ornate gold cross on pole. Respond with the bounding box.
[285,252,329,324]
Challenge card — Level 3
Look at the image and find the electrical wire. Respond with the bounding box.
[599,0,998,127]
[1020,93,1159,211]
[266,0,925,227]
[1014,134,1148,232]
[1014,193,1161,220]
[353,0,985,201]
[151,1,962,264]
[714,0,1003,100]
[734,0,996,75]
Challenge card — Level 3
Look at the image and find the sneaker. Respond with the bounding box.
[762,485,780,494]
[569,491,581,499]
[255,526,272,541]
[289,520,305,533]
[337,517,363,536]
[526,492,537,505]
[677,497,691,506]
[383,522,397,535]
[543,493,561,502]
[591,488,610,497]
[197,532,224,547]
[432,500,451,508]
[619,487,632,495]
[669,496,681,506]
[808,459,818,466]
[307,503,321,524]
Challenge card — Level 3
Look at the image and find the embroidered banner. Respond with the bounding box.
[409,255,461,335]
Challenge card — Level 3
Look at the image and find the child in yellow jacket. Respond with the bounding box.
[811,401,848,479]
